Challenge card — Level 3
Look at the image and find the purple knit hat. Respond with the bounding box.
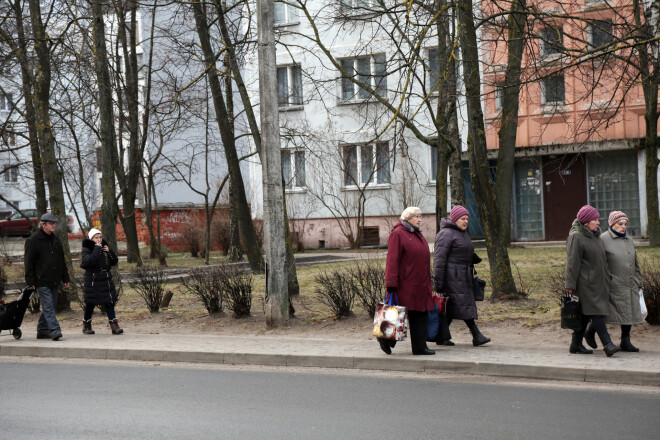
[608,211,628,227]
[577,205,600,224]
[450,205,470,223]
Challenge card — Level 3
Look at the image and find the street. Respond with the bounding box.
[0,359,658,439]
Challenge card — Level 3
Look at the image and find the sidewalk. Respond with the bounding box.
[1,332,658,386]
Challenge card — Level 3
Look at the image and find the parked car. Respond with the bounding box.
[0,210,75,237]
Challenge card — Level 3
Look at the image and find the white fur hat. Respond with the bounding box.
[400,206,422,222]
[88,228,102,241]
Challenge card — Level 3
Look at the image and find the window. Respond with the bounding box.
[539,26,564,57]
[494,82,505,110]
[340,0,373,14]
[427,47,461,93]
[0,93,12,112]
[281,150,305,189]
[342,143,390,186]
[277,65,303,107]
[541,75,565,105]
[340,54,387,102]
[590,20,613,48]
[3,164,18,183]
[2,131,16,146]
[274,1,298,25]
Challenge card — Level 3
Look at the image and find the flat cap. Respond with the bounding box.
[40,213,59,222]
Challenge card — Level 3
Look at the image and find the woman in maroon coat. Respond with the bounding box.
[382,207,435,355]
[433,206,490,346]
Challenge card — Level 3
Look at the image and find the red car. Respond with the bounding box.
[0,209,75,237]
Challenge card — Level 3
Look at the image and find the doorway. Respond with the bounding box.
[542,154,587,240]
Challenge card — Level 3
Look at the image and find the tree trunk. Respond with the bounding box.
[192,2,264,272]
[12,0,47,220]
[27,0,73,309]
[449,114,465,207]
[90,0,119,252]
[257,0,288,327]
[228,182,243,261]
[282,185,300,297]
[495,0,527,246]
[457,0,518,298]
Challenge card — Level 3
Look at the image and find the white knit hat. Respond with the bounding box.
[87,228,102,241]
[400,207,422,222]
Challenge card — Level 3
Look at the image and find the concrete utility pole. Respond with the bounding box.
[257,0,288,327]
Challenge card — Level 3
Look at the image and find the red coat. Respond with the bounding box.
[385,222,434,312]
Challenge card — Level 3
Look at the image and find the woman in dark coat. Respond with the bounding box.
[565,205,619,356]
[80,228,123,335]
[432,206,490,346]
[382,207,435,355]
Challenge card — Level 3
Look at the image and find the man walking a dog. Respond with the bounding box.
[24,213,70,340]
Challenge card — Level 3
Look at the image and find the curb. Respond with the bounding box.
[1,344,658,387]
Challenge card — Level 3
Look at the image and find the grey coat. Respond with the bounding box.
[565,219,610,316]
[601,229,644,325]
[433,217,477,320]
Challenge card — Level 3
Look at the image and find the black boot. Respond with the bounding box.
[584,324,597,349]
[620,336,639,352]
[378,338,392,355]
[435,339,455,346]
[569,332,593,354]
[82,319,95,335]
[603,342,621,357]
[109,319,123,335]
[470,326,491,347]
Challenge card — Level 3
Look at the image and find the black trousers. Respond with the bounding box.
[408,310,429,353]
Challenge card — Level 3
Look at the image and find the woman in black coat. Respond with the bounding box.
[432,206,490,346]
[80,228,123,335]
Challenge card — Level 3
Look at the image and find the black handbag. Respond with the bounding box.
[472,266,486,301]
[560,292,582,330]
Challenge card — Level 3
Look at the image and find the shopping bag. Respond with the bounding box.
[372,292,408,341]
[426,304,440,341]
[560,292,582,330]
[639,289,648,321]
[472,271,486,301]
[432,292,449,314]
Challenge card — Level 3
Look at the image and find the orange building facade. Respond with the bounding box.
[478,0,659,240]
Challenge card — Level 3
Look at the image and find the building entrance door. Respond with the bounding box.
[542,154,587,240]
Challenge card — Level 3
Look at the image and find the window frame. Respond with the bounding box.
[3,164,18,183]
[281,149,306,190]
[274,1,300,27]
[277,64,304,109]
[540,74,565,106]
[539,26,564,58]
[342,142,391,188]
[339,54,387,103]
[589,19,614,49]
[0,93,13,112]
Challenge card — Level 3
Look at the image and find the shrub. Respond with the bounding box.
[314,268,356,319]
[347,259,385,317]
[182,267,223,314]
[640,255,660,325]
[181,214,205,258]
[211,213,230,255]
[217,264,252,317]
[129,266,165,313]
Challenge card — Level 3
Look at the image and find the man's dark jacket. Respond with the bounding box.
[24,229,70,288]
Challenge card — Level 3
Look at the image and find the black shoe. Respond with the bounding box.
[436,340,455,346]
[36,333,50,339]
[620,337,639,352]
[603,342,621,357]
[378,339,392,355]
[472,334,491,347]
[584,325,597,349]
[51,332,62,341]
[413,348,436,355]
[569,344,593,354]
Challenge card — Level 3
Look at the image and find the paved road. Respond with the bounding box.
[1,359,658,439]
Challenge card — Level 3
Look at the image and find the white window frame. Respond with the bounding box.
[3,164,18,183]
[539,26,564,58]
[0,93,12,112]
[540,74,565,106]
[281,149,306,190]
[274,1,299,26]
[339,54,387,103]
[494,82,505,110]
[277,64,304,109]
[339,0,374,15]
[588,19,613,49]
[342,142,390,188]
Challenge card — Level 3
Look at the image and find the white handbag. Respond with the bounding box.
[639,289,648,321]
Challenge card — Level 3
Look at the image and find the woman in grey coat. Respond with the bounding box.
[585,211,643,352]
[565,205,620,357]
[433,206,490,346]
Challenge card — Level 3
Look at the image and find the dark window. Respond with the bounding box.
[277,65,303,107]
[342,143,390,186]
[340,55,387,102]
[542,75,565,105]
[591,20,613,48]
[0,93,12,112]
[540,27,564,57]
[3,165,18,183]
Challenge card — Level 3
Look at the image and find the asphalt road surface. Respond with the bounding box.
[0,359,658,439]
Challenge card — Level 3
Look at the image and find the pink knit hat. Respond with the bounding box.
[450,205,470,223]
[608,211,628,227]
[577,205,600,224]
